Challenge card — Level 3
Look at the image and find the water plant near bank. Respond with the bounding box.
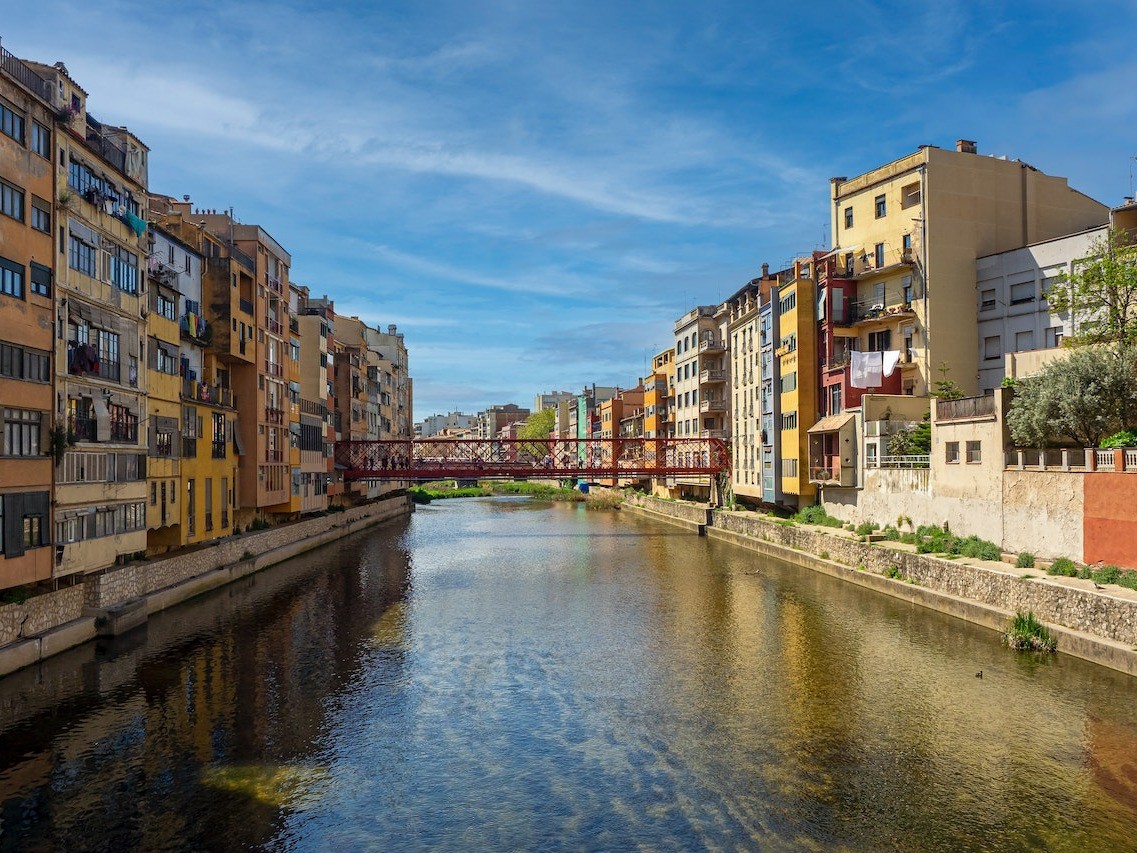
[1004,610,1057,652]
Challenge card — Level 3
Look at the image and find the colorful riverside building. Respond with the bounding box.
[0,52,55,589]
[774,258,818,510]
[189,208,294,525]
[147,196,251,543]
[643,348,673,441]
[22,60,151,577]
[724,277,762,503]
[670,306,727,501]
[295,287,338,508]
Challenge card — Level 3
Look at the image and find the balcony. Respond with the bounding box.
[867,455,930,469]
[212,439,227,459]
[1,46,51,99]
[700,429,727,439]
[69,415,96,442]
[698,338,726,353]
[239,298,254,315]
[936,395,996,422]
[263,360,283,377]
[183,378,233,407]
[700,399,725,413]
[846,300,915,325]
[266,449,285,462]
[179,314,211,345]
[699,369,726,383]
[289,316,299,334]
[266,275,282,294]
[264,407,285,425]
[110,420,138,443]
[266,316,284,336]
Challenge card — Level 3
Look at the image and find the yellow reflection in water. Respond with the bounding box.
[201,764,329,807]
[370,601,408,647]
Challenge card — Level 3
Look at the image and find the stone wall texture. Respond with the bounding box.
[0,586,85,647]
[621,493,711,526]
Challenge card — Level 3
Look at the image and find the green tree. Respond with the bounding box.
[516,408,557,461]
[1048,228,1137,346]
[1007,345,1137,447]
[931,362,964,400]
[887,414,931,456]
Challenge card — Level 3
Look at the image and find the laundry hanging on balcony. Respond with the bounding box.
[881,350,902,378]
[849,350,882,389]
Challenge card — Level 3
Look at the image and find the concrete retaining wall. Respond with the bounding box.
[0,495,412,678]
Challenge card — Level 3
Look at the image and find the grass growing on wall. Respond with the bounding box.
[791,506,844,527]
[1004,611,1057,652]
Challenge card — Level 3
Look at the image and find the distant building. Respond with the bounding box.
[479,404,529,439]
[533,391,574,413]
[418,411,478,437]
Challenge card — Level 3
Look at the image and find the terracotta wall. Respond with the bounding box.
[1083,473,1137,568]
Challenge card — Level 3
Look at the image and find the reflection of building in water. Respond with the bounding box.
[0,520,410,849]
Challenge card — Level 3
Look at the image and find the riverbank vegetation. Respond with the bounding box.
[410,481,622,510]
[1004,611,1057,652]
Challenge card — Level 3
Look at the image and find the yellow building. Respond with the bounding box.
[830,140,1108,396]
[0,54,55,590]
[27,60,150,576]
[642,348,673,440]
[776,259,817,508]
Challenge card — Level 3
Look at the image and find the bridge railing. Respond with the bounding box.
[335,437,731,480]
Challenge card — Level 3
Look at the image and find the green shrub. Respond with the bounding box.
[1077,567,1093,580]
[855,521,879,536]
[1100,430,1137,449]
[793,505,844,527]
[1094,565,1122,585]
[1048,557,1078,577]
[1004,610,1056,652]
[819,551,830,560]
[1117,571,1137,591]
[884,565,902,579]
[408,488,433,504]
[241,550,254,561]
[1015,552,1035,569]
[0,586,30,605]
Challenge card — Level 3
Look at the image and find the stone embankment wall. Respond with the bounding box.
[0,495,411,677]
[621,492,711,529]
[621,492,1137,676]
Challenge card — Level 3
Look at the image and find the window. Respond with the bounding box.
[780,412,798,430]
[30,198,50,233]
[874,194,886,218]
[157,291,176,320]
[1014,330,1035,351]
[779,291,796,315]
[155,430,174,456]
[946,441,960,463]
[30,262,51,298]
[98,330,121,382]
[0,256,24,298]
[980,289,996,311]
[874,242,885,268]
[187,479,196,536]
[781,458,798,478]
[0,180,24,222]
[866,442,878,466]
[30,121,49,158]
[108,245,139,294]
[1009,281,1035,305]
[0,100,24,144]
[2,492,49,557]
[1041,276,1059,306]
[109,404,137,443]
[868,329,892,352]
[23,515,43,549]
[0,343,49,382]
[844,206,853,229]
[3,409,41,456]
[966,441,982,463]
[779,333,796,353]
[69,234,97,277]
[983,335,1001,361]
[780,371,797,393]
[902,233,912,252]
[1044,326,1063,348]
[901,182,920,209]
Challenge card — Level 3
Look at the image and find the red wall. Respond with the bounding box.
[1083,472,1137,569]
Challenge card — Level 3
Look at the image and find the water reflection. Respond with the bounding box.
[0,502,1135,851]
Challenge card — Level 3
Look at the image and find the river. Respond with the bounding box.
[1,497,1136,851]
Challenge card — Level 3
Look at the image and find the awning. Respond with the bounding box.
[819,245,861,260]
[808,411,856,434]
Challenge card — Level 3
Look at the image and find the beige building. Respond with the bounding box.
[671,305,727,499]
[830,139,1108,397]
[724,279,764,501]
[27,61,151,577]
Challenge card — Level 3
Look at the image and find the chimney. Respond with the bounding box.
[388,325,397,335]
[956,139,977,154]
[761,263,769,277]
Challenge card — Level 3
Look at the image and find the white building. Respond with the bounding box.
[533,391,575,413]
[417,411,478,437]
[975,224,1107,392]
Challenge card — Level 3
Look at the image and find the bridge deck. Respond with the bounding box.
[335,437,730,481]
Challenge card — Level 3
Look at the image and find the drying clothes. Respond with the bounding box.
[850,350,883,389]
[68,342,100,375]
[882,350,902,378]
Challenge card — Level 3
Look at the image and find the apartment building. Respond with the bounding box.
[418,411,477,437]
[26,61,150,577]
[0,52,55,589]
[827,139,1108,402]
[757,283,783,506]
[775,259,818,509]
[287,285,332,513]
[480,403,529,440]
[534,391,574,413]
[672,305,727,500]
[975,225,1109,392]
[192,209,293,522]
[724,277,763,502]
[642,348,673,440]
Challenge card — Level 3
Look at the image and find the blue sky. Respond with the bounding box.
[5,1,1136,420]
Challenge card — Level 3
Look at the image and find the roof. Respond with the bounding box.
[807,411,856,434]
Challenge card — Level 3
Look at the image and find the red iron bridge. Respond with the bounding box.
[334,437,731,481]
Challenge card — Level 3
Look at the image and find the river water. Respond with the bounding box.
[1,497,1137,851]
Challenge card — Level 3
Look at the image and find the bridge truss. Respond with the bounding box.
[334,437,730,482]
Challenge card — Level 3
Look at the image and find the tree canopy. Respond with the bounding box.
[517,408,556,440]
[1048,228,1137,346]
[1006,345,1137,447]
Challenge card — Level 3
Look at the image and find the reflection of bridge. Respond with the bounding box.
[335,437,730,481]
